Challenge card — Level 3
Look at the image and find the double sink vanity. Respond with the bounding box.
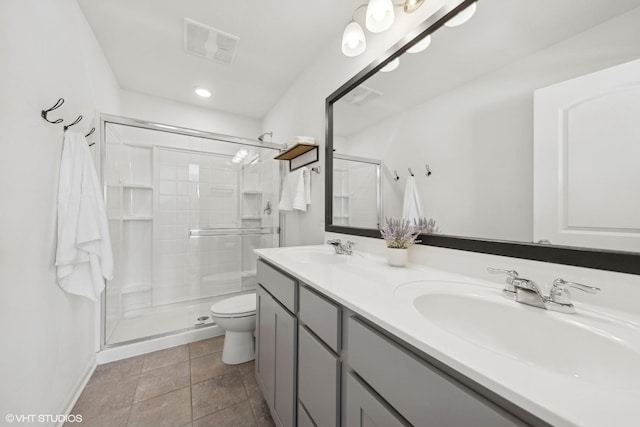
[254,245,640,427]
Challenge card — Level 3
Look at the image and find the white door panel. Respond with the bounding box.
[534,59,640,251]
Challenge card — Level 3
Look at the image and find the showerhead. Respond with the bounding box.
[258,131,273,142]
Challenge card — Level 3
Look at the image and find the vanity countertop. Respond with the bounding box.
[255,245,640,427]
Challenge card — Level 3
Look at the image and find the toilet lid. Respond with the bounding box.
[210,293,256,317]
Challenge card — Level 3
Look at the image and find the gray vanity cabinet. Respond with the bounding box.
[256,257,542,427]
[256,261,298,427]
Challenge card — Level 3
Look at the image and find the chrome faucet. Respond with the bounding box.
[546,278,601,314]
[327,239,356,255]
[488,268,600,314]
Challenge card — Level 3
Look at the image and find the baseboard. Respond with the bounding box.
[96,325,224,364]
[58,356,97,427]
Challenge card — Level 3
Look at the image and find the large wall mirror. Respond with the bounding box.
[325,0,640,274]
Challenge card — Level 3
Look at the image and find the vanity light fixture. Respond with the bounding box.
[341,0,427,57]
[406,34,431,53]
[232,148,249,163]
[381,57,400,72]
[195,88,211,98]
[444,2,477,27]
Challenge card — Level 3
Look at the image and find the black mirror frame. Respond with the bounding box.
[325,0,640,275]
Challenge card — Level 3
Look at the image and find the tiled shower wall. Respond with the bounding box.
[155,148,243,305]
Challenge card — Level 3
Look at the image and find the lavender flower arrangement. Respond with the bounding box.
[415,217,440,234]
[380,217,421,249]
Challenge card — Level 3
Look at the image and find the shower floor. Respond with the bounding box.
[105,291,254,346]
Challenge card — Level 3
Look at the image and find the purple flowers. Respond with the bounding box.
[380,217,440,249]
[380,217,421,249]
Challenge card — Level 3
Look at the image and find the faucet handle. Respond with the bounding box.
[549,278,600,305]
[488,268,520,295]
[345,241,356,249]
[327,239,341,246]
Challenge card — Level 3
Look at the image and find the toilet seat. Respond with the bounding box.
[210,293,256,318]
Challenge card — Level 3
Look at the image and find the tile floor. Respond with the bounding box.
[68,336,275,427]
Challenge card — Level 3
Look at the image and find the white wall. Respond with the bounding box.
[120,90,262,140]
[0,0,120,421]
[342,6,640,242]
[263,0,449,246]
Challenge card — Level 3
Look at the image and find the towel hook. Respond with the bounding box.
[85,127,95,138]
[425,164,432,176]
[63,115,83,132]
[408,167,414,177]
[41,98,65,124]
[393,170,400,181]
[311,166,321,174]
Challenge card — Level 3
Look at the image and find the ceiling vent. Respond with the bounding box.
[341,85,383,106]
[184,18,239,65]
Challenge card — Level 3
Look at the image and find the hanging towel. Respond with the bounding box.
[278,167,311,212]
[55,132,113,302]
[402,175,423,225]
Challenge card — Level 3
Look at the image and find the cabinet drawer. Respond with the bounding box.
[299,285,341,352]
[346,372,408,427]
[348,317,526,427]
[257,259,297,313]
[298,326,340,427]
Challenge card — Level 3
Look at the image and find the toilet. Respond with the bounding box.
[210,292,257,365]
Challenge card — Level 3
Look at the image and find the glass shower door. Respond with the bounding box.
[102,117,280,347]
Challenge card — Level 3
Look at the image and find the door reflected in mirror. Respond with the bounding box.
[330,0,640,253]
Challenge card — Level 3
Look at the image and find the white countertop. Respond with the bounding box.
[255,245,640,427]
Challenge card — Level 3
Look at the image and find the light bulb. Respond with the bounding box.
[381,57,400,73]
[342,21,366,57]
[407,35,431,54]
[444,2,477,27]
[366,0,395,33]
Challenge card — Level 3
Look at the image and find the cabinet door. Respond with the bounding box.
[298,326,340,427]
[272,299,297,427]
[256,285,297,427]
[346,373,408,427]
[256,285,275,406]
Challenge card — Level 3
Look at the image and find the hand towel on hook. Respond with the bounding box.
[402,175,423,225]
[55,131,113,302]
[278,167,311,212]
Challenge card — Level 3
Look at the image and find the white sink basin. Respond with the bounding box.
[396,280,640,391]
[279,248,353,264]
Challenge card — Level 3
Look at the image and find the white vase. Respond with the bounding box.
[386,247,408,267]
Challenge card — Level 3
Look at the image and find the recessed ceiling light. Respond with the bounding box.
[195,88,211,98]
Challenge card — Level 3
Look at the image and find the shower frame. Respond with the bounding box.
[97,113,284,349]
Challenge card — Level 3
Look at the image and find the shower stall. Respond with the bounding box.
[100,115,281,348]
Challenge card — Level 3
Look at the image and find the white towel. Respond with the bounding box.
[402,175,423,225]
[278,167,311,212]
[55,132,113,302]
